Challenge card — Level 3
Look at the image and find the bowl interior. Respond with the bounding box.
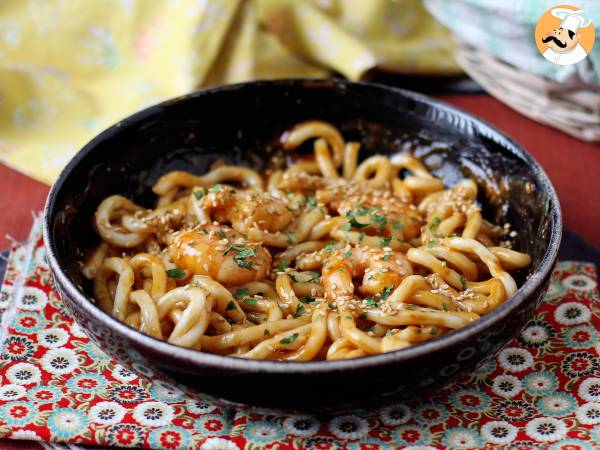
[47,79,558,353]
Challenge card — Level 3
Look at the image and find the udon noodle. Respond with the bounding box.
[83,121,532,361]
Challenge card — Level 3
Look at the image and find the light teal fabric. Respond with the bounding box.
[424,0,600,85]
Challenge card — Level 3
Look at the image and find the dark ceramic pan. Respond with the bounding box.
[43,79,561,410]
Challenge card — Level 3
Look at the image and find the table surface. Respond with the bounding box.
[0,93,599,249]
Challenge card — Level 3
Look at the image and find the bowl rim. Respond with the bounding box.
[43,78,562,374]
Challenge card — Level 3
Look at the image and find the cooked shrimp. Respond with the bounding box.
[322,245,413,300]
[336,196,423,241]
[169,225,272,285]
[192,185,292,233]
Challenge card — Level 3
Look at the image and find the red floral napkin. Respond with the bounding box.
[0,219,599,450]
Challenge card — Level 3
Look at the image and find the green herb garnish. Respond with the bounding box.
[244,298,257,306]
[324,243,336,253]
[373,214,387,232]
[459,275,468,291]
[348,217,369,228]
[209,184,222,193]
[280,333,299,345]
[235,287,250,299]
[299,296,315,304]
[379,236,392,248]
[364,296,379,307]
[278,259,289,272]
[430,327,439,335]
[166,268,185,279]
[306,272,320,282]
[294,304,305,317]
[226,301,236,311]
[381,286,394,301]
[193,188,205,200]
[225,246,255,268]
[429,216,441,230]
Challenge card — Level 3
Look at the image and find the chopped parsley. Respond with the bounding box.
[392,220,404,230]
[226,301,236,311]
[235,287,250,299]
[429,216,441,230]
[373,214,387,232]
[358,232,366,242]
[342,222,352,232]
[166,268,185,279]
[379,236,392,247]
[307,196,317,207]
[381,286,394,301]
[264,329,270,336]
[306,272,320,282]
[280,333,299,345]
[324,243,336,253]
[217,229,228,240]
[459,275,468,291]
[299,296,315,304]
[288,273,298,283]
[193,188,205,200]
[427,240,438,248]
[383,253,391,261]
[364,325,375,333]
[364,296,379,307]
[430,327,439,335]
[294,304,305,317]
[385,329,394,337]
[277,259,289,272]
[343,251,352,258]
[243,298,257,306]
[208,184,222,193]
[358,312,368,320]
[348,217,369,228]
[287,233,297,245]
[224,245,256,268]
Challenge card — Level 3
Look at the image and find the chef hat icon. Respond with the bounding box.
[551,7,591,33]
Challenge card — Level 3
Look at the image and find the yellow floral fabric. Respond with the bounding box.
[0,0,459,184]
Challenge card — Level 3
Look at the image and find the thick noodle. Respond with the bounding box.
[83,120,532,360]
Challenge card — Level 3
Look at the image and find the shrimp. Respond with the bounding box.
[322,245,413,301]
[169,225,272,285]
[336,195,423,241]
[193,185,292,233]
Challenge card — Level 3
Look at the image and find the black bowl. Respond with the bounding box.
[43,79,561,410]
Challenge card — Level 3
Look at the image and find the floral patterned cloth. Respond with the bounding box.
[0,219,599,449]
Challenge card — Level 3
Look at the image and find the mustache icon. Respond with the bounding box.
[542,35,567,48]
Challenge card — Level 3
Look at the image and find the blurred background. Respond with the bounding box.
[0,0,599,248]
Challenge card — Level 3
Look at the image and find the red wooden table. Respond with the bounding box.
[0,94,599,249]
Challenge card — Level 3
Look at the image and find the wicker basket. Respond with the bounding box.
[455,42,600,142]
